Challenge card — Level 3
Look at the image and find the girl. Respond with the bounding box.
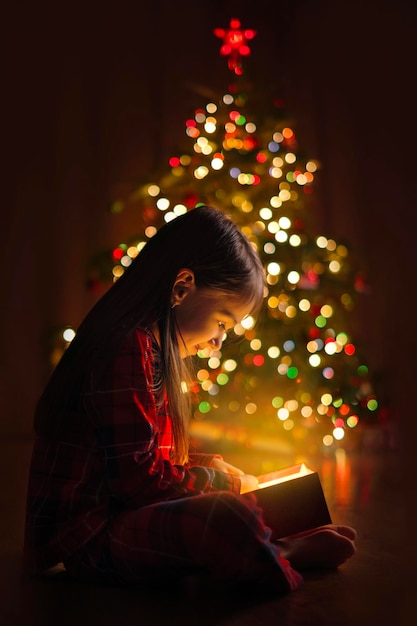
[24,206,356,594]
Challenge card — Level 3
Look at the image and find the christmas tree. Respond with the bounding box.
[60,18,380,454]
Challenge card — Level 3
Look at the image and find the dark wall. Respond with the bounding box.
[4,1,416,447]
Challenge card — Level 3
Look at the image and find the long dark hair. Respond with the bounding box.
[34,206,265,463]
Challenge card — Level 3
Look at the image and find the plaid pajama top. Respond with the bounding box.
[24,327,241,573]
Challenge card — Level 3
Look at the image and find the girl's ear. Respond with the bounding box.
[171,269,195,307]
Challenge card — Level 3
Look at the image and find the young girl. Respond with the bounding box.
[24,205,356,594]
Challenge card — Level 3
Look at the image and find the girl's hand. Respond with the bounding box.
[209,458,258,493]
[239,473,259,494]
[210,458,245,476]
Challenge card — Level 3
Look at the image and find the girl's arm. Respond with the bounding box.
[84,328,242,508]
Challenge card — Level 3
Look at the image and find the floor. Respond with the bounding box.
[0,429,413,626]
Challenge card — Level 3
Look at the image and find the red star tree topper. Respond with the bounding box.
[214,18,256,75]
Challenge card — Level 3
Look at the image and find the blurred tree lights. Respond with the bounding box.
[55,17,382,454]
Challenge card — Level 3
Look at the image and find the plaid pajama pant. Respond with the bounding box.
[64,490,302,593]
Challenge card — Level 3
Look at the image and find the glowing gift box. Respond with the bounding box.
[249,463,332,539]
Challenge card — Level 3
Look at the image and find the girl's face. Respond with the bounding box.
[173,282,251,359]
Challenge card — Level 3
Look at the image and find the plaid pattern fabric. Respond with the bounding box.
[24,327,302,592]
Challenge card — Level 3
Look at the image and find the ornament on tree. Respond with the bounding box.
[213,18,256,75]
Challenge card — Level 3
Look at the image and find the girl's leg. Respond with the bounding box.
[107,491,302,592]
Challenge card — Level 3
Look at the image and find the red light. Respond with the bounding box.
[112,248,124,260]
[253,355,264,367]
[345,344,356,355]
[169,157,181,167]
[213,18,257,75]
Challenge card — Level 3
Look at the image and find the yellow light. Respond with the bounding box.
[112,266,124,278]
[250,339,262,350]
[267,221,279,234]
[197,369,209,381]
[278,189,291,201]
[267,346,280,358]
[194,166,209,179]
[260,207,272,220]
[278,216,291,229]
[306,160,318,172]
[223,359,237,372]
[173,204,187,215]
[211,157,224,170]
[208,356,221,369]
[127,246,138,258]
[62,328,76,342]
[285,306,297,318]
[277,408,289,420]
[329,260,341,273]
[270,167,283,178]
[241,316,255,329]
[333,427,345,440]
[156,197,170,211]
[245,403,257,414]
[321,304,333,317]
[324,342,337,355]
[275,230,288,243]
[145,226,157,238]
[285,399,298,411]
[270,196,282,208]
[299,299,311,312]
[267,262,281,275]
[321,393,333,406]
[287,271,300,284]
[309,354,321,367]
[323,435,333,446]
[284,153,296,164]
[147,184,160,197]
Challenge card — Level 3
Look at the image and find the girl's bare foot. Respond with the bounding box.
[277,525,357,571]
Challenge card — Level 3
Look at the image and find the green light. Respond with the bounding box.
[198,401,211,413]
[217,373,229,385]
[236,114,246,125]
[287,367,299,379]
[315,315,327,328]
[272,396,284,408]
[367,399,378,411]
[357,365,368,376]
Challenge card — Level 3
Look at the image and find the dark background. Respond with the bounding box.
[3,0,416,462]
